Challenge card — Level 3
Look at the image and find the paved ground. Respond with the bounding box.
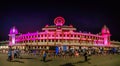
[0,54,120,66]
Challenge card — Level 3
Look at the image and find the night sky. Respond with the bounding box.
[0,1,120,41]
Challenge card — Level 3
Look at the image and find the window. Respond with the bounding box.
[78,35,80,37]
[35,40,37,42]
[74,35,76,37]
[56,39,58,42]
[43,34,45,37]
[60,39,61,42]
[49,39,50,42]
[38,35,40,37]
[45,40,46,42]
[60,34,62,37]
[56,35,58,37]
[38,40,40,42]
[35,35,37,38]
[64,34,65,37]
[41,40,43,42]
[67,34,69,37]
[24,36,26,39]
[33,35,35,38]
[71,35,73,37]
[52,34,54,37]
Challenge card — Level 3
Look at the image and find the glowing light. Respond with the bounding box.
[12,36,15,45]
[101,25,111,46]
[10,26,18,34]
[54,16,65,26]
[9,26,18,46]
[13,29,15,33]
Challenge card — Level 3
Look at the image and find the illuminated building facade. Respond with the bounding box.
[0,40,9,53]
[8,16,114,50]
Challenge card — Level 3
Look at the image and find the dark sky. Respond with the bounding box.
[0,1,120,41]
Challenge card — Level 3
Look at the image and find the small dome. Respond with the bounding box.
[106,29,110,33]
[10,26,18,34]
[101,25,110,34]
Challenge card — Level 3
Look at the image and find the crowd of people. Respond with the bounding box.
[7,46,120,62]
[7,47,21,61]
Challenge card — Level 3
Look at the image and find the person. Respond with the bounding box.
[84,51,88,61]
[42,50,47,62]
[75,50,79,57]
[33,50,36,56]
[88,50,91,56]
[14,49,17,58]
[17,49,21,58]
[8,47,12,61]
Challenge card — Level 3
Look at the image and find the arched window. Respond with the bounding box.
[67,34,69,37]
[74,34,76,37]
[45,40,46,42]
[41,34,43,37]
[60,34,62,37]
[78,35,80,37]
[52,34,54,37]
[41,39,43,42]
[71,35,73,37]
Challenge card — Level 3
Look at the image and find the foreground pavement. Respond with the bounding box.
[0,54,120,66]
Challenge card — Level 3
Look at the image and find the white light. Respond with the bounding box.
[13,29,15,33]
[12,36,15,45]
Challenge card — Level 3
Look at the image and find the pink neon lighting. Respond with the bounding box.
[12,36,15,45]
[54,16,65,26]
[101,25,111,46]
[101,25,110,34]
[9,17,111,47]
[10,26,18,34]
[9,26,18,46]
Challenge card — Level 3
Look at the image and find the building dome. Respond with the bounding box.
[101,25,110,34]
[54,16,65,26]
[10,26,18,34]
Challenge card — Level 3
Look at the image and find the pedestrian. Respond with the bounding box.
[75,50,79,57]
[34,50,36,56]
[42,50,47,62]
[8,48,12,61]
[84,51,88,61]
[15,49,20,58]
[14,49,17,58]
